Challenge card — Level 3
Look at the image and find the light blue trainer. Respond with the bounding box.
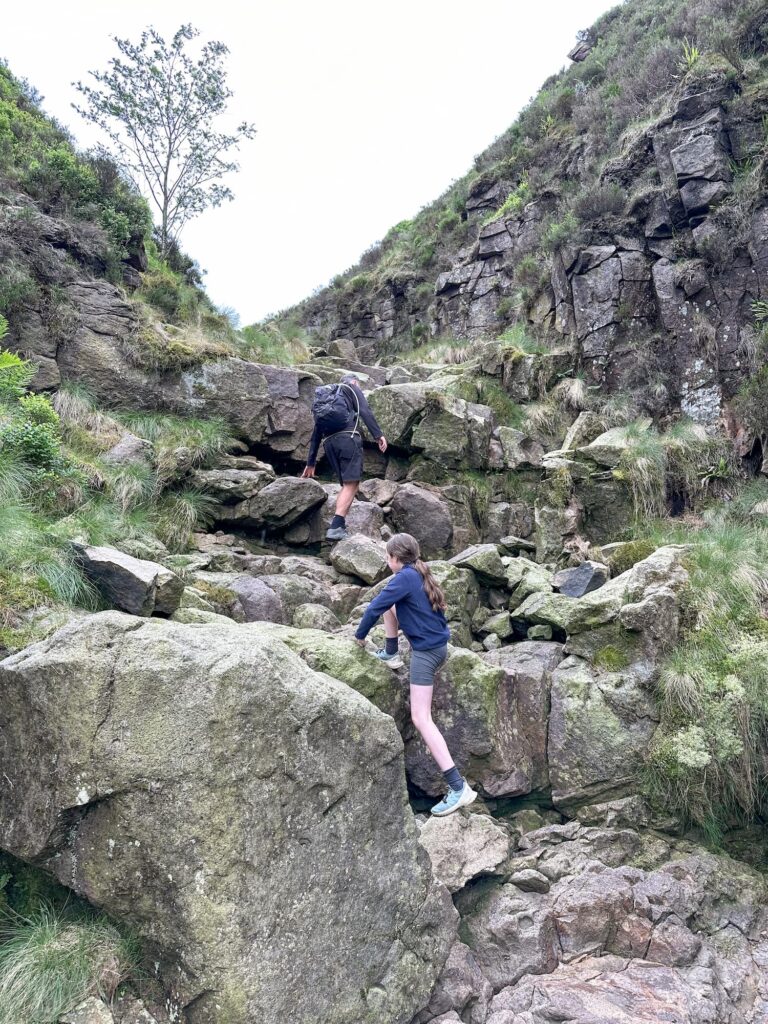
[374,648,403,668]
[430,781,477,817]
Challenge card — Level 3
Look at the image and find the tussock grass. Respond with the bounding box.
[52,384,123,453]
[523,400,569,447]
[153,487,218,551]
[0,501,97,624]
[552,376,589,413]
[0,905,139,1024]
[237,319,311,366]
[615,419,735,520]
[638,506,768,837]
[113,411,235,486]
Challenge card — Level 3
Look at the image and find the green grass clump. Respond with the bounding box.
[113,411,235,487]
[614,419,735,520]
[475,380,526,427]
[497,324,549,355]
[483,175,531,226]
[0,904,140,1024]
[637,504,768,838]
[153,487,219,552]
[237,318,311,366]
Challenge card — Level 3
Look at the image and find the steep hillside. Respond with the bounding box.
[1,7,768,1023]
[289,0,768,428]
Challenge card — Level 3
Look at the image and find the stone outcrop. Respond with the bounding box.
[447,822,768,1024]
[73,544,183,617]
[0,613,456,1024]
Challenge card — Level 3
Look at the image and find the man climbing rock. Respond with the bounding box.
[302,373,387,540]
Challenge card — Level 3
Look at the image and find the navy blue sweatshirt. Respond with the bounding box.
[355,565,451,651]
[306,382,383,467]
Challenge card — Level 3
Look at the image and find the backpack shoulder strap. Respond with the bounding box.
[339,382,360,435]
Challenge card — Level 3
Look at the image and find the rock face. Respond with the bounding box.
[0,613,456,1024]
[453,822,768,1024]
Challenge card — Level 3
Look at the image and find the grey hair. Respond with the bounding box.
[341,373,359,384]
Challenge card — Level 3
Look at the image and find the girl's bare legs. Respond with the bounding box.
[409,684,455,771]
[383,606,398,639]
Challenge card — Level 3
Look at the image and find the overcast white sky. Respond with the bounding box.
[4,1,618,324]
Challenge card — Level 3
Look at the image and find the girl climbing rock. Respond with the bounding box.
[355,532,476,816]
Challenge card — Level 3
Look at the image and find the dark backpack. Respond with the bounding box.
[311,383,359,434]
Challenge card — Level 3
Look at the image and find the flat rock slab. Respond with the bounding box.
[449,544,507,586]
[73,544,183,617]
[553,560,609,597]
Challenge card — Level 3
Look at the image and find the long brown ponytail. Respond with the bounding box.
[386,533,447,613]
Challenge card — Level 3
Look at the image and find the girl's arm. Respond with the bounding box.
[354,573,411,641]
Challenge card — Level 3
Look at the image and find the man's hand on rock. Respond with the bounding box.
[377,436,388,453]
[301,465,316,478]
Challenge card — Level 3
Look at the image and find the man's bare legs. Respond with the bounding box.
[336,480,359,519]
[409,684,455,771]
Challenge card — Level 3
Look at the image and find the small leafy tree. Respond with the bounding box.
[73,24,255,256]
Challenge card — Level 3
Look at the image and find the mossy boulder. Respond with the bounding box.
[0,613,456,1024]
[411,395,493,470]
[576,420,652,468]
[366,383,431,447]
[547,656,660,809]
[404,643,562,798]
[511,579,627,635]
[244,622,404,721]
[330,535,389,585]
[449,544,507,586]
[505,558,554,602]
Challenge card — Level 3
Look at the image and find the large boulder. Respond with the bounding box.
[482,642,564,796]
[418,814,509,894]
[0,613,456,1024]
[190,464,275,508]
[73,544,183,617]
[411,396,493,470]
[367,384,431,447]
[404,643,563,798]
[330,535,390,584]
[390,484,454,558]
[243,476,327,529]
[449,544,507,587]
[547,655,660,808]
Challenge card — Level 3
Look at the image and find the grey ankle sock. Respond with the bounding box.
[442,765,464,792]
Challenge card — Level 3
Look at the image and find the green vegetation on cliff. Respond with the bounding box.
[0,341,231,651]
[640,492,768,838]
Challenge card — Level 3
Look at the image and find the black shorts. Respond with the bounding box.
[324,432,364,484]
